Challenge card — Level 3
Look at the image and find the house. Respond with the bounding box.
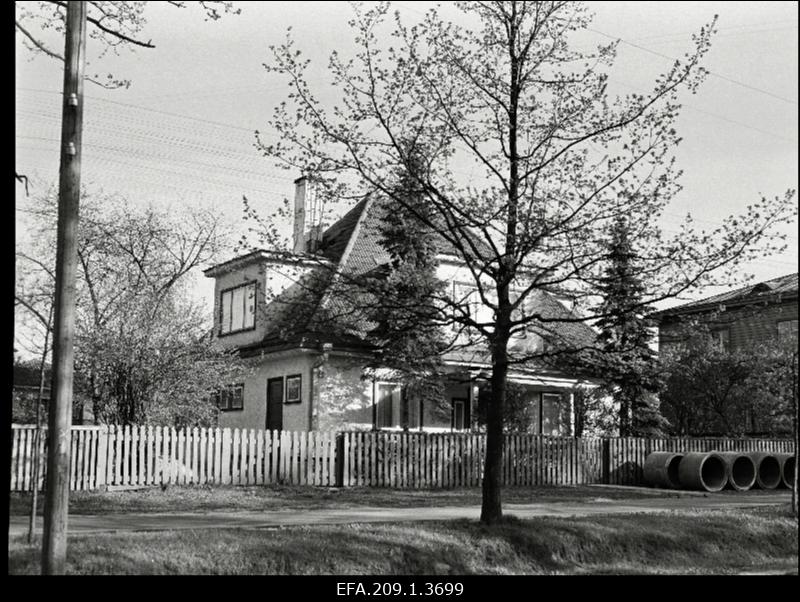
[652,272,798,352]
[12,360,51,424]
[203,176,598,435]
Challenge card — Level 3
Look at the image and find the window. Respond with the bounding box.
[451,398,468,431]
[777,319,798,342]
[374,383,402,429]
[219,282,256,335]
[215,384,244,411]
[453,282,494,330]
[285,374,302,404]
[540,393,562,435]
[409,398,424,430]
[711,328,730,352]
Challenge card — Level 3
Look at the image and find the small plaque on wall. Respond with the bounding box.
[285,374,302,404]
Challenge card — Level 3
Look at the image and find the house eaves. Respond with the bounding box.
[203,249,334,279]
[651,273,798,322]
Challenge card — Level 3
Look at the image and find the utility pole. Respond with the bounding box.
[41,0,87,575]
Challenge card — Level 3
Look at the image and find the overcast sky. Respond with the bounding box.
[15,1,799,315]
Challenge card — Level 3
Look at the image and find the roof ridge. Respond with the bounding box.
[314,196,375,316]
[654,272,798,316]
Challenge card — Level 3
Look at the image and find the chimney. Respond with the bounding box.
[293,174,324,254]
[306,224,324,254]
[293,175,309,254]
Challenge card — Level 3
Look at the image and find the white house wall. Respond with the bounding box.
[211,259,315,350]
[314,356,374,431]
[218,353,316,432]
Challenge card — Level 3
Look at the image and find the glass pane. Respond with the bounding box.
[220,290,233,334]
[231,286,245,332]
[232,386,243,409]
[376,384,401,428]
[778,320,798,341]
[391,386,402,427]
[244,283,256,329]
[408,398,422,429]
[453,401,465,430]
[286,376,301,403]
[376,385,390,428]
[541,393,562,435]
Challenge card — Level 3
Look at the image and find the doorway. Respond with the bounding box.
[266,377,284,431]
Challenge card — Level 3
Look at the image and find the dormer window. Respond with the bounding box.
[220,282,257,335]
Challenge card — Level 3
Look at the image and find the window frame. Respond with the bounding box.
[711,327,731,352]
[540,392,562,436]
[218,281,257,337]
[451,398,468,431]
[777,318,798,341]
[373,381,402,430]
[452,281,495,332]
[216,383,244,412]
[285,374,302,404]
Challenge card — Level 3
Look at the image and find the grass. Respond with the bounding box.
[8,506,797,575]
[8,483,695,516]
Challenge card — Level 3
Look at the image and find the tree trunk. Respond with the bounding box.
[401,385,409,432]
[619,391,631,437]
[793,359,797,517]
[481,343,507,524]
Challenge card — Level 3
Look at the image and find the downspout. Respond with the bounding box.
[309,342,332,430]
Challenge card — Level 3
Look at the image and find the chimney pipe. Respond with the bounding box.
[293,175,309,254]
[294,174,325,254]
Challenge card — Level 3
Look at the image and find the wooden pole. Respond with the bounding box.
[29,306,53,543]
[41,0,87,575]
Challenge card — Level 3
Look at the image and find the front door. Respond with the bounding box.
[266,377,284,431]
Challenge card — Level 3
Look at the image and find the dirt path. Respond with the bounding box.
[8,492,791,536]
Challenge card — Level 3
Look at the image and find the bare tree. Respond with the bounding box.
[250,1,795,524]
[16,1,240,89]
[16,189,242,426]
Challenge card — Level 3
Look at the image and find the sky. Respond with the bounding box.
[15,1,799,331]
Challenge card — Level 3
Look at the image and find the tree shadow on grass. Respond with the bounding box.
[8,509,797,575]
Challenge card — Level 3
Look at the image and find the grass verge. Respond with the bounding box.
[9,506,797,575]
[8,483,693,516]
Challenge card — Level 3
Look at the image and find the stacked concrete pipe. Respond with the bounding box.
[775,453,796,489]
[643,452,684,489]
[677,452,728,492]
[718,452,756,491]
[748,452,782,490]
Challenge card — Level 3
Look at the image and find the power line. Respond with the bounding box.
[17,87,271,135]
[392,3,799,108]
[587,27,798,106]
[16,133,295,184]
[605,84,798,144]
[17,151,290,200]
[628,20,798,44]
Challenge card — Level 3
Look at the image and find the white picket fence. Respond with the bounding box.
[9,424,338,491]
[9,424,795,492]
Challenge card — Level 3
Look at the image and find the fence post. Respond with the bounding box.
[334,432,345,488]
[95,426,109,491]
[601,439,610,484]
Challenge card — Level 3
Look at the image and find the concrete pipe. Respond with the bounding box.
[643,452,684,489]
[718,452,756,491]
[775,453,796,489]
[748,452,782,490]
[677,452,727,492]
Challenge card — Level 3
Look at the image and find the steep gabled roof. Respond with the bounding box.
[651,272,798,320]
[234,197,598,358]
